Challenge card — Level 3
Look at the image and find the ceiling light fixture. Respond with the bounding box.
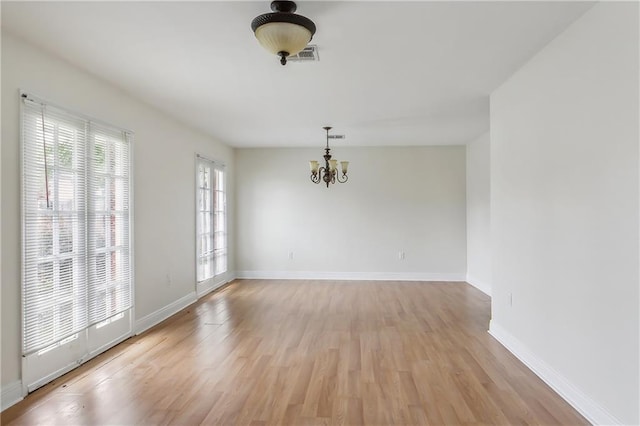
[310,127,348,188]
[251,1,316,66]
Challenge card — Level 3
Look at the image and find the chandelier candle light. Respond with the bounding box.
[310,127,349,188]
[251,1,316,65]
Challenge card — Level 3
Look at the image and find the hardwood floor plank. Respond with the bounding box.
[2,280,588,425]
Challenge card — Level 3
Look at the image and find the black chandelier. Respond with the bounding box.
[251,1,316,66]
[310,127,349,188]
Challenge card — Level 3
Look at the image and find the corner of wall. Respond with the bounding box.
[465,274,491,296]
[1,381,24,411]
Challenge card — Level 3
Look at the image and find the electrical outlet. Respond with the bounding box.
[288,251,294,260]
[398,251,405,260]
[509,292,513,307]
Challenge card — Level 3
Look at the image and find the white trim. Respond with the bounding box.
[1,381,24,411]
[87,332,131,360]
[235,271,466,281]
[24,360,80,394]
[465,274,491,296]
[134,291,197,335]
[196,276,230,298]
[488,320,622,426]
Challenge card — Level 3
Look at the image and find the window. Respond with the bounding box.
[22,103,88,354]
[196,156,227,282]
[21,94,132,389]
[87,124,132,324]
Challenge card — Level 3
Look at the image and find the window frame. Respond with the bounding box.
[20,91,134,368]
[21,111,88,353]
[195,154,227,283]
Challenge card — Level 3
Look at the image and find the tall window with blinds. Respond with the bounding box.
[87,124,132,325]
[21,94,133,390]
[22,101,88,354]
[196,156,227,282]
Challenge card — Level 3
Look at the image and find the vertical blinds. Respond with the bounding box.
[21,95,133,355]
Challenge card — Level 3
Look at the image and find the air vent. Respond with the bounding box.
[288,45,319,62]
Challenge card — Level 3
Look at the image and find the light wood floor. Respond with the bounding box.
[2,280,587,425]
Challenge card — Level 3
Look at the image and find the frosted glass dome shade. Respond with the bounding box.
[251,1,316,65]
[254,22,312,57]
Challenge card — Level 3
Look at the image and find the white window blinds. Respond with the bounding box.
[196,156,227,282]
[87,122,132,325]
[21,95,133,356]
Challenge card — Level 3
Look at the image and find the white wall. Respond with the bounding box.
[490,3,638,424]
[235,146,466,280]
[1,34,235,394]
[466,132,491,295]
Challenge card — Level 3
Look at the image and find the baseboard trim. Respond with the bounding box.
[465,274,491,296]
[134,291,197,335]
[197,276,231,299]
[87,332,133,360]
[235,271,466,282]
[488,321,621,425]
[1,381,24,411]
[24,359,84,394]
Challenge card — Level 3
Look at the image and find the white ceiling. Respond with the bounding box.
[2,1,594,148]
